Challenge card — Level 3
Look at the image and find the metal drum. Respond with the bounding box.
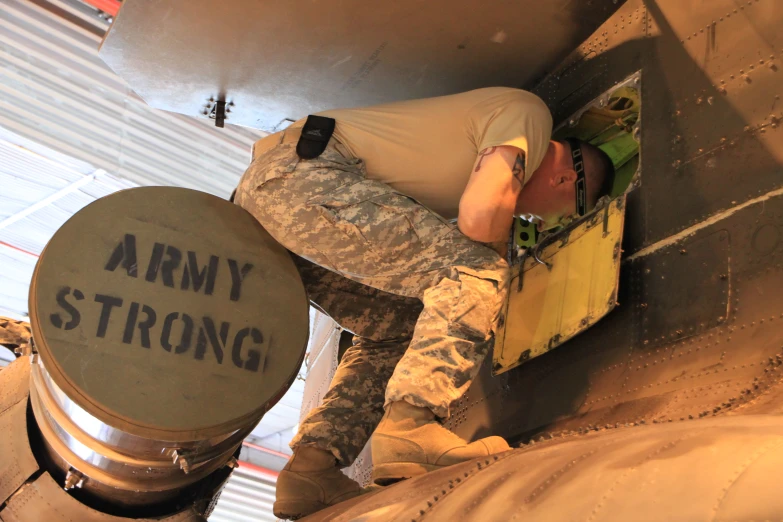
[27,187,309,507]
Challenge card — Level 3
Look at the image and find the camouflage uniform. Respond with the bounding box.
[235,130,510,467]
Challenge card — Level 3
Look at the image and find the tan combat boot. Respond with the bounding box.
[371,400,510,485]
[273,446,365,520]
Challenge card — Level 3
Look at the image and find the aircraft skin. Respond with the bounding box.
[301,0,783,519]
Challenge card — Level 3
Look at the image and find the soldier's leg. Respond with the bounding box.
[272,257,422,519]
[384,266,507,418]
[289,255,422,467]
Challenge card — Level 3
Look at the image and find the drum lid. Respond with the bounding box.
[29,187,309,441]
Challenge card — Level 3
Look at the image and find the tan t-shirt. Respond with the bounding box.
[257,88,553,220]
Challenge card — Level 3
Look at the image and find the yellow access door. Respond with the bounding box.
[493,196,626,374]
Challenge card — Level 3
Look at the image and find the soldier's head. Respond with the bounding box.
[515,139,615,230]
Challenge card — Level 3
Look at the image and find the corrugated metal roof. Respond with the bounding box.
[209,466,278,522]
[0,128,136,319]
[0,0,267,198]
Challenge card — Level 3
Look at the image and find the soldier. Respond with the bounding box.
[233,87,615,520]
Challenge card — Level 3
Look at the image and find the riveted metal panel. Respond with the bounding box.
[534,0,783,254]
[99,0,624,132]
[439,0,783,448]
[0,472,206,522]
[0,357,37,506]
[304,415,783,522]
[0,389,38,506]
[0,354,31,415]
[449,189,783,445]
[630,230,730,349]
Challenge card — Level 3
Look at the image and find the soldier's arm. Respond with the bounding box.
[458,145,524,248]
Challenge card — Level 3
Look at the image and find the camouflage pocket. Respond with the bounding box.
[447,269,503,341]
[308,180,421,264]
[310,176,463,264]
[244,143,301,188]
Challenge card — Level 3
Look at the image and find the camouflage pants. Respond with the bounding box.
[235,132,509,467]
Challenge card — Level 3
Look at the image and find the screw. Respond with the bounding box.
[64,469,86,491]
[173,450,192,474]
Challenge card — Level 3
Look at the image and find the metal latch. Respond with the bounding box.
[202,97,234,128]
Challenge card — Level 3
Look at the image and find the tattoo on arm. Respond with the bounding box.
[474,147,497,172]
[512,152,525,184]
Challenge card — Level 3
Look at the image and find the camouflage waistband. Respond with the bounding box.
[251,124,353,163]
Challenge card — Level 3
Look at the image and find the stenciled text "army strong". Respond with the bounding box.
[48,234,266,372]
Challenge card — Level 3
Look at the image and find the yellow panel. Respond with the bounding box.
[493,195,626,375]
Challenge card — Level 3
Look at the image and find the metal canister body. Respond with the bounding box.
[24,187,309,509]
[28,358,249,506]
[0,355,219,522]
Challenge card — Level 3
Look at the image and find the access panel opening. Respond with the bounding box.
[555,74,641,199]
[515,72,641,248]
[495,72,641,375]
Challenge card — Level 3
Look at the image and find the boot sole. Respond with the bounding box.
[273,499,328,520]
[371,461,440,486]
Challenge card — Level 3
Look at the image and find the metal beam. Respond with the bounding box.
[0,169,105,231]
[77,0,120,16]
[242,441,290,460]
[236,461,279,480]
[0,241,39,257]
